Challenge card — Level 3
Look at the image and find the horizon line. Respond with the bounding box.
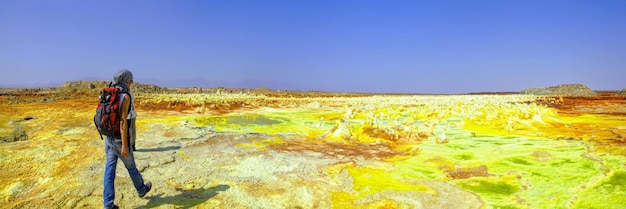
[0,79,622,94]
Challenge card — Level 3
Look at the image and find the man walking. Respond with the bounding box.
[103,69,151,209]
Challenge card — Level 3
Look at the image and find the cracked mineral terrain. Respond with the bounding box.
[1,82,626,208]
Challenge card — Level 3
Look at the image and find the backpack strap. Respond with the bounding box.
[94,119,104,140]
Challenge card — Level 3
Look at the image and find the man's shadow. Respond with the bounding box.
[137,184,230,209]
[134,146,181,152]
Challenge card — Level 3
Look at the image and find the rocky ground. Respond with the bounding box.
[521,84,598,96]
[0,81,380,105]
[1,81,625,209]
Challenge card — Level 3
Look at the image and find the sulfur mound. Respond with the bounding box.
[521,84,597,96]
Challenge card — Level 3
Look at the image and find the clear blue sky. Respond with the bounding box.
[1,0,625,93]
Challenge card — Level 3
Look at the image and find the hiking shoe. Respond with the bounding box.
[139,182,152,198]
[110,205,119,209]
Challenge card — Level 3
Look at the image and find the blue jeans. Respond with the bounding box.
[103,136,148,209]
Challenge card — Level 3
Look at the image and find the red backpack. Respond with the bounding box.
[94,82,131,139]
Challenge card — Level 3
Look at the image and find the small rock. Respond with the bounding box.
[436,132,449,144]
[343,109,353,120]
[1,126,29,142]
[332,119,352,139]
